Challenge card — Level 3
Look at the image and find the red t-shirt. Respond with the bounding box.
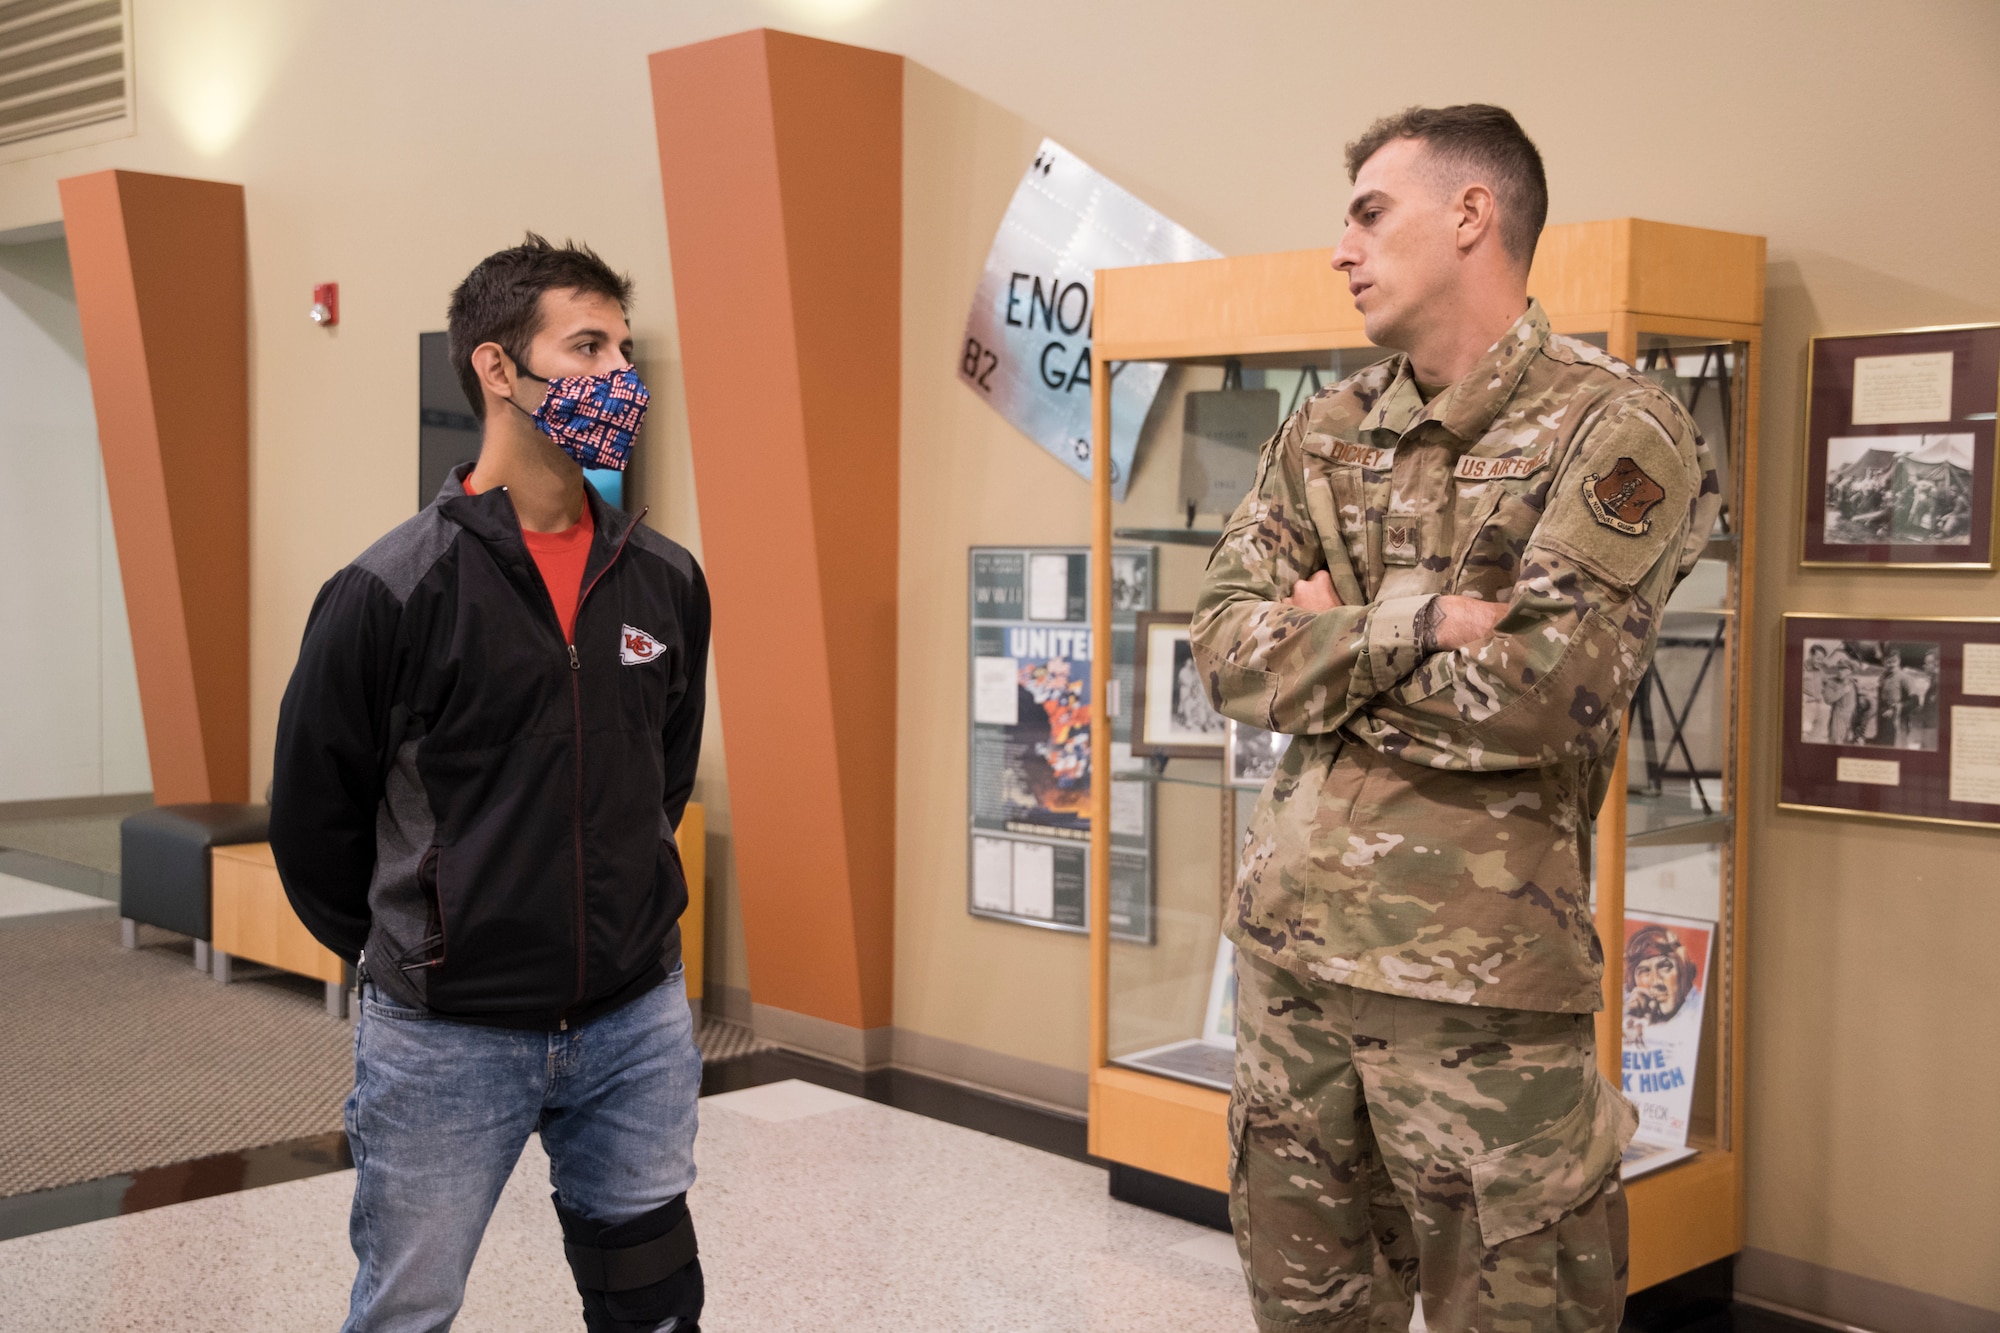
[467,478,595,641]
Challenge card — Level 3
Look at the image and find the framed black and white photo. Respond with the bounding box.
[1800,325,1999,568]
[1131,612,1226,759]
[1224,716,1290,788]
[1780,613,2000,830]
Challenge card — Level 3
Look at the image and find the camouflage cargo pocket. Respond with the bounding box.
[1465,1069,1638,1248]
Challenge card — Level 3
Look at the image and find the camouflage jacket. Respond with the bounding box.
[1191,301,1719,1013]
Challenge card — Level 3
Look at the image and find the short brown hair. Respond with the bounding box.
[1344,104,1548,266]
[445,233,632,419]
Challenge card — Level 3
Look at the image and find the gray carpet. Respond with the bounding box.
[1,908,773,1199]
[0,912,352,1199]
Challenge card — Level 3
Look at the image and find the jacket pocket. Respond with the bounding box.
[656,833,690,922]
[393,846,447,975]
[1465,1069,1638,1248]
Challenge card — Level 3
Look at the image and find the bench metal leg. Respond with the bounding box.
[212,950,232,984]
[193,939,211,973]
[120,917,138,949]
[325,979,349,1019]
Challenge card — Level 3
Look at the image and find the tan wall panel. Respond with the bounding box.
[895,63,1093,1071]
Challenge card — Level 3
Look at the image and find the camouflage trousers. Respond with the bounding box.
[1229,950,1637,1333]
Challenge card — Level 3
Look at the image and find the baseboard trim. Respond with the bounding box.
[749,1003,892,1069]
[890,1027,1087,1114]
[1736,1247,1998,1333]
[1107,1162,1230,1233]
[730,1006,1088,1113]
[0,793,151,821]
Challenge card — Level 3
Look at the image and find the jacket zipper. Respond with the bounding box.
[558,506,649,1028]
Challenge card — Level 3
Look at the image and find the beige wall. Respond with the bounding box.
[3,0,1995,1314]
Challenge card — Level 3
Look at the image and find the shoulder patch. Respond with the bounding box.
[1583,457,1667,534]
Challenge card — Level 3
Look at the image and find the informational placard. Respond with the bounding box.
[958,140,1219,503]
[1851,351,1954,425]
[968,546,1156,941]
[1179,388,1280,518]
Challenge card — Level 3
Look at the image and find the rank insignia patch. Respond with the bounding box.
[1583,456,1667,535]
[1383,521,1418,564]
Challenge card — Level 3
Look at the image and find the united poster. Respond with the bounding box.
[967,547,1154,940]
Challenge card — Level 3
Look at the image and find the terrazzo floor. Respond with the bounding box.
[0,1079,1260,1331]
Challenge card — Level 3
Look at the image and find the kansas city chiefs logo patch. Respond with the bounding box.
[620,625,665,665]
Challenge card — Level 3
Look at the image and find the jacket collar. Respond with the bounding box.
[1359,298,1551,446]
[434,460,636,552]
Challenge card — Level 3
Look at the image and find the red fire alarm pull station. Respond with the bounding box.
[310,282,339,326]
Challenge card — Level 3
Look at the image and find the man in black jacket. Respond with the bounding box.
[271,236,709,1333]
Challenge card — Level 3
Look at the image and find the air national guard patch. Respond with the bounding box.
[1584,456,1668,535]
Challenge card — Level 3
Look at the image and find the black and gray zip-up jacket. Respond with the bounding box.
[269,464,708,1030]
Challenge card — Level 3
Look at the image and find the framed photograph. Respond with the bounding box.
[1779,613,2000,830]
[1130,612,1226,758]
[1800,324,1999,568]
[1224,716,1290,788]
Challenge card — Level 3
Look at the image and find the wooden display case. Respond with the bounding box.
[1085,219,1763,1291]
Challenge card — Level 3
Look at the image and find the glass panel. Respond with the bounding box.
[1623,336,1748,847]
[1619,333,1748,1157]
[1103,349,1381,1090]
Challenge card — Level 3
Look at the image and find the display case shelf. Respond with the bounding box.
[1111,528,1226,546]
[1087,220,1763,1294]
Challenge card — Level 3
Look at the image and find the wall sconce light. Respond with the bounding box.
[310,282,339,326]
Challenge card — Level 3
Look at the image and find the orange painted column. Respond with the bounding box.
[650,32,901,1050]
[58,171,250,805]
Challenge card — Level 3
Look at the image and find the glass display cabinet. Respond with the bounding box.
[1086,219,1764,1291]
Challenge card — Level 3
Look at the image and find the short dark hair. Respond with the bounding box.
[446,233,632,419]
[1344,104,1548,266]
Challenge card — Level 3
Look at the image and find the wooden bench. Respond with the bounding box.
[209,842,350,1016]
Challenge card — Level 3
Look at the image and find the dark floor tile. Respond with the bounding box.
[0,1132,352,1242]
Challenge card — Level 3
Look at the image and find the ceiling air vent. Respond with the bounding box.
[0,0,129,149]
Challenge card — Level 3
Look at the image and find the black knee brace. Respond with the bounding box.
[555,1192,704,1333]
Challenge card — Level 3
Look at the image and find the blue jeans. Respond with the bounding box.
[341,971,701,1333]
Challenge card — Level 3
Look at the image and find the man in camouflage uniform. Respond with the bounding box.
[1192,105,1720,1332]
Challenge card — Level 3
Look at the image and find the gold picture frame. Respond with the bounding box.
[1797,322,2000,570]
[1777,611,2000,831]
